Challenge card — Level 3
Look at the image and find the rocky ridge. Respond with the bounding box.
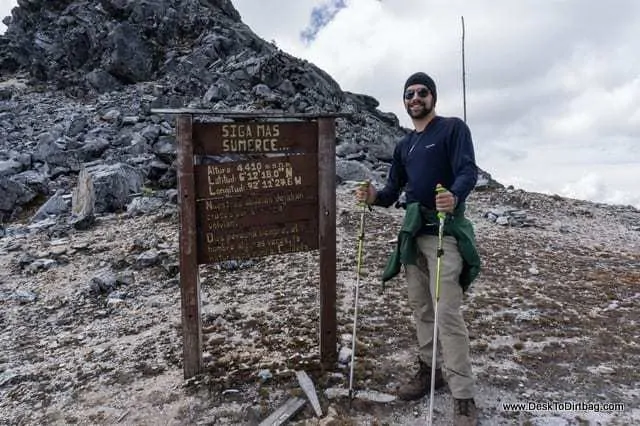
[0,0,500,224]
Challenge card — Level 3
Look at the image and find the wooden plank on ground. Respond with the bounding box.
[258,397,307,426]
[295,370,323,417]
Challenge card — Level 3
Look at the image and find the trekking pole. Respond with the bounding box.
[427,184,447,426]
[349,182,369,406]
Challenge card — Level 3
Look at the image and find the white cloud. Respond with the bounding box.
[230,0,640,208]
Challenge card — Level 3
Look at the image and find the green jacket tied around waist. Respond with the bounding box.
[381,202,481,292]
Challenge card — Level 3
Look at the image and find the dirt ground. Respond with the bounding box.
[1,185,639,425]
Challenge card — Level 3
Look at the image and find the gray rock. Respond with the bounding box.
[475,169,504,189]
[162,260,179,277]
[140,125,161,143]
[336,142,363,158]
[26,258,56,273]
[31,189,69,222]
[135,249,160,269]
[126,196,165,217]
[203,83,230,103]
[90,268,118,294]
[164,189,178,204]
[496,216,510,226]
[0,177,36,216]
[67,116,88,137]
[0,159,24,177]
[253,84,272,97]
[367,134,396,162]
[117,271,135,286]
[13,290,38,304]
[220,260,240,271]
[152,136,176,162]
[79,138,110,161]
[72,163,144,214]
[0,87,13,101]
[257,369,272,381]
[277,79,296,96]
[34,134,83,172]
[345,152,366,162]
[148,160,170,181]
[99,0,131,18]
[338,346,352,364]
[86,69,122,93]
[12,152,33,169]
[102,109,122,123]
[122,116,140,125]
[107,292,126,306]
[529,417,569,426]
[103,23,156,83]
[486,207,535,228]
[335,159,377,184]
[71,167,96,227]
[0,370,19,387]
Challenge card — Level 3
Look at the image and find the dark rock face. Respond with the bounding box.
[102,23,156,84]
[1,0,242,86]
[0,0,497,222]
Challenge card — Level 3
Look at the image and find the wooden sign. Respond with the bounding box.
[194,155,318,197]
[192,121,318,155]
[165,111,342,379]
[193,144,320,264]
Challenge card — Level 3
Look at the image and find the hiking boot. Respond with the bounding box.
[396,358,445,401]
[454,398,479,426]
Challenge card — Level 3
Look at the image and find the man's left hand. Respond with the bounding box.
[435,189,456,214]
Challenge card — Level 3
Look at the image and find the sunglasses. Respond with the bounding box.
[404,88,430,100]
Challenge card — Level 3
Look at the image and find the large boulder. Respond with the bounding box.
[0,177,36,219]
[72,163,144,214]
[102,23,156,84]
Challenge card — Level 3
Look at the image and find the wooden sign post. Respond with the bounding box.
[158,110,346,379]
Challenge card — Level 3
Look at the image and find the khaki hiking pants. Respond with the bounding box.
[405,234,475,399]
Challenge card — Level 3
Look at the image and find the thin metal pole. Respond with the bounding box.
[427,185,447,425]
[427,213,446,426]
[461,16,467,123]
[348,203,367,405]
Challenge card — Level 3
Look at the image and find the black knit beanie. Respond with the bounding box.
[404,72,437,104]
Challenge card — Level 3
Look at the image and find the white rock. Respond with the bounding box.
[338,346,352,364]
[496,216,510,226]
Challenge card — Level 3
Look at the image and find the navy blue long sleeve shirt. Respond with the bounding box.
[374,116,478,210]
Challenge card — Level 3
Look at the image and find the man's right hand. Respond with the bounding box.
[355,180,377,205]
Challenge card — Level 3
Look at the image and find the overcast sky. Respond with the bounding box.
[1,0,639,207]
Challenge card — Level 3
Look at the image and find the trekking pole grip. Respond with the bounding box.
[435,183,448,220]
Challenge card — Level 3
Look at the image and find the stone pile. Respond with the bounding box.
[484,208,536,227]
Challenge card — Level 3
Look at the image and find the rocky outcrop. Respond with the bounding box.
[0,0,493,223]
[1,0,241,85]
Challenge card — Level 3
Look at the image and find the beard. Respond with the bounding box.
[406,101,433,119]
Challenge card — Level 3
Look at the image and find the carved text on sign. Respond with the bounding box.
[221,123,281,153]
[192,121,318,155]
[198,220,318,264]
[194,156,318,199]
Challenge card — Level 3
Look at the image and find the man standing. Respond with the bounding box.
[356,72,480,426]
